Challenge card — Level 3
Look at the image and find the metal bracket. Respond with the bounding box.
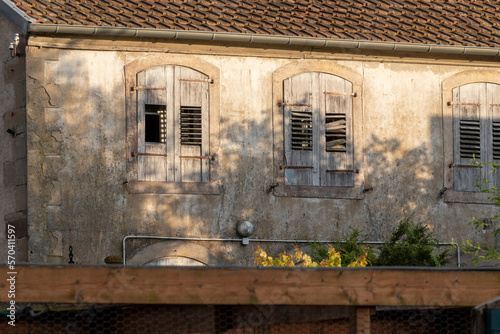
[447,102,480,106]
[178,78,214,84]
[324,91,357,97]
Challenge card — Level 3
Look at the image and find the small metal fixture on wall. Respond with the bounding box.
[8,34,20,58]
[68,246,74,264]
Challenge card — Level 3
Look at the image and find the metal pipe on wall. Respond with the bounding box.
[122,235,461,267]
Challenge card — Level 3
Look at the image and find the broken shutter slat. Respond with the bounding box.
[322,73,354,187]
[291,110,313,151]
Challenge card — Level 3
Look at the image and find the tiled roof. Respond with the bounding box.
[9,0,500,48]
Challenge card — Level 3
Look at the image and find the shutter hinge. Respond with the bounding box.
[132,87,166,91]
[326,169,359,173]
[178,78,214,84]
[448,164,481,169]
[324,92,357,97]
[447,102,480,106]
[132,152,168,157]
[179,155,214,161]
[278,102,311,107]
[281,166,313,170]
[267,183,279,193]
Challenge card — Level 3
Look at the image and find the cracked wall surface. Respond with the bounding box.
[23,36,500,266]
[0,16,27,264]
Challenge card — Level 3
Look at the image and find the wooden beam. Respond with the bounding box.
[1,266,499,306]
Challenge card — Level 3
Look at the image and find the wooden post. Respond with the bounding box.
[356,307,371,334]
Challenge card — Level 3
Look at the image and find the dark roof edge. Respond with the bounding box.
[29,23,500,57]
[0,0,35,33]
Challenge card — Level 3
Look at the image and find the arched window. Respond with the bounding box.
[125,56,221,195]
[283,72,354,187]
[451,82,500,192]
[271,62,364,199]
[442,70,500,203]
[136,65,210,182]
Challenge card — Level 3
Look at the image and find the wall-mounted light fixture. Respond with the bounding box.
[9,33,20,58]
[236,220,254,236]
[236,221,254,246]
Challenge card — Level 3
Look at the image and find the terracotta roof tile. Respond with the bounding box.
[9,0,500,48]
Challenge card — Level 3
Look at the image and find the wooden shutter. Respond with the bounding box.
[321,73,354,187]
[452,83,483,191]
[283,72,354,187]
[137,66,168,182]
[283,73,315,186]
[136,65,210,183]
[174,66,210,182]
[487,83,500,189]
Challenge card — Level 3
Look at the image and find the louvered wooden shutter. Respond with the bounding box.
[174,66,210,182]
[136,65,210,183]
[283,73,315,186]
[452,83,484,191]
[321,73,354,187]
[486,83,500,189]
[137,66,168,181]
[283,72,354,187]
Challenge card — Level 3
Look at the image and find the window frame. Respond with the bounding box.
[125,55,221,195]
[272,61,364,199]
[442,70,500,204]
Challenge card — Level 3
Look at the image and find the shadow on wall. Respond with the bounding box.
[28,53,129,264]
[27,52,498,265]
[363,134,439,239]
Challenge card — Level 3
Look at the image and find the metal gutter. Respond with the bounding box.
[122,235,461,267]
[0,0,35,33]
[28,23,500,57]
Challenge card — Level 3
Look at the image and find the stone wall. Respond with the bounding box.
[24,36,500,265]
[0,16,27,264]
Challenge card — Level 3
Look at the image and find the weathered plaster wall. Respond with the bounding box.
[0,16,27,264]
[25,38,500,265]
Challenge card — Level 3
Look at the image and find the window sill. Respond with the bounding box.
[127,181,222,195]
[443,190,495,204]
[272,185,364,199]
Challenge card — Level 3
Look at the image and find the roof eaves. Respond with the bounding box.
[0,0,36,33]
[27,23,500,57]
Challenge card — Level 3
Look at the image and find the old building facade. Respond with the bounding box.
[1,0,500,265]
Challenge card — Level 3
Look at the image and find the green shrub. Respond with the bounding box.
[462,160,500,266]
[375,213,450,267]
